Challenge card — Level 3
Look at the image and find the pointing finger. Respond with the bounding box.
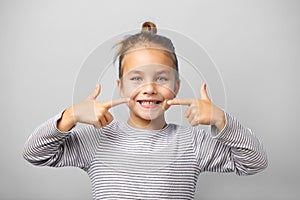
[167,99,193,106]
[103,98,130,109]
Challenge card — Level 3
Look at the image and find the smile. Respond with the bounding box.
[136,100,162,109]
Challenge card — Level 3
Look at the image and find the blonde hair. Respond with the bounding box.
[113,21,179,78]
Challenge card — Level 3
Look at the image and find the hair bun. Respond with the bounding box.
[142,21,157,34]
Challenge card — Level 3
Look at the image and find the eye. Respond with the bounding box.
[156,76,168,82]
[130,76,142,81]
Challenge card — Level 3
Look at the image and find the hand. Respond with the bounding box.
[74,83,129,128]
[58,84,128,131]
[167,83,225,130]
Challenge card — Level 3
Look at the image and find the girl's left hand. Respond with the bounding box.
[167,83,226,131]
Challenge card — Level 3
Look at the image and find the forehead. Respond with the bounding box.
[121,48,174,75]
[125,65,174,77]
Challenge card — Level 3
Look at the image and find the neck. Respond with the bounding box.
[127,112,167,130]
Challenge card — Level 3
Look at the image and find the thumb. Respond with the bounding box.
[88,83,101,100]
[200,83,210,100]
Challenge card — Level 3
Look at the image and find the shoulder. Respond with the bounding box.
[71,121,122,139]
[101,120,122,134]
[169,123,206,133]
[167,123,207,139]
[172,123,211,143]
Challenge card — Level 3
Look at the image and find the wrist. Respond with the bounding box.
[57,107,76,132]
[63,106,77,126]
[213,109,226,131]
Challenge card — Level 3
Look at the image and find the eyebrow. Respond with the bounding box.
[128,69,171,74]
[126,70,145,75]
[156,70,172,75]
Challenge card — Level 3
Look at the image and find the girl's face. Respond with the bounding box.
[117,48,180,123]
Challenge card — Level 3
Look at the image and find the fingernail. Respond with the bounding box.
[204,83,207,89]
[167,100,171,104]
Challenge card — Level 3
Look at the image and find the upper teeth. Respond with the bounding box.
[140,101,156,105]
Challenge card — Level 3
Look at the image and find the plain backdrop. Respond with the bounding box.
[1,0,299,199]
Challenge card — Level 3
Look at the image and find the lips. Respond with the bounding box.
[137,100,162,104]
[136,99,162,109]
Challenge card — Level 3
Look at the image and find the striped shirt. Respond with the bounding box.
[23,111,267,199]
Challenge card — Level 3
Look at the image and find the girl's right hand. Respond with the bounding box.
[57,84,128,131]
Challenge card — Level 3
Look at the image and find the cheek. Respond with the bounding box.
[160,77,178,98]
[158,87,176,111]
[120,82,140,99]
[158,84,176,99]
[163,89,176,99]
[120,84,137,111]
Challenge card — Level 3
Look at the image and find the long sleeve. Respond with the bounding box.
[22,111,101,171]
[193,112,268,176]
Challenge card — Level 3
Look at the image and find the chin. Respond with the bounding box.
[138,112,164,121]
[127,98,170,122]
[130,107,165,122]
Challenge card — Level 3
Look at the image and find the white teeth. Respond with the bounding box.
[141,101,155,105]
[138,100,162,105]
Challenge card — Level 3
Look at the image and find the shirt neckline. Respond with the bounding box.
[118,121,174,137]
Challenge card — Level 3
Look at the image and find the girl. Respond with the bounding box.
[23,22,267,199]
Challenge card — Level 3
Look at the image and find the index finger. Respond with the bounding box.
[103,98,129,109]
[167,99,193,106]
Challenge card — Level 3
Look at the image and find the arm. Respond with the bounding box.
[193,111,268,176]
[23,84,128,169]
[168,83,267,175]
[22,110,100,170]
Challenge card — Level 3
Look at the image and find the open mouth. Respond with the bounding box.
[136,100,162,108]
[137,100,162,105]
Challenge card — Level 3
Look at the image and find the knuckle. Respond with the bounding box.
[191,109,197,115]
[191,105,198,110]
[99,106,106,112]
[108,118,113,124]
[93,119,100,125]
[93,123,101,129]
[190,120,197,126]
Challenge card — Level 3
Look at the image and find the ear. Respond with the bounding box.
[117,79,124,97]
[173,79,180,97]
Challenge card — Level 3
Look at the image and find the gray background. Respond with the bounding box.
[1,0,299,199]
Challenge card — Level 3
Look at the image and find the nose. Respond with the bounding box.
[142,82,157,95]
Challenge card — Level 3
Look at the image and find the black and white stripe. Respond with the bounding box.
[23,111,268,199]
